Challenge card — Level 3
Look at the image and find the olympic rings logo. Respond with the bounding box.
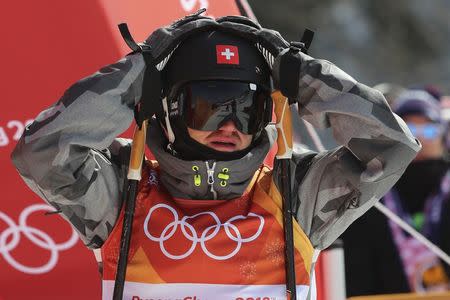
[0,204,79,274]
[143,203,265,260]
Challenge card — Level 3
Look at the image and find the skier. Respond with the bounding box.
[11,12,420,300]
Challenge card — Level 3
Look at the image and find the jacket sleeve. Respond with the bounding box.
[11,53,146,249]
[280,54,421,250]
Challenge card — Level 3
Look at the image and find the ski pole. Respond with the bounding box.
[113,120,148,300]
[272,90,296,300]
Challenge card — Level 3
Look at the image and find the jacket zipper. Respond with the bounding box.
[205,161,217,199]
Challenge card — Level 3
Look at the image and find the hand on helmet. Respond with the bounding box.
[134,10,218,124]
[218,24,303,101]
[272,47,303,101]
[142,9,217,65]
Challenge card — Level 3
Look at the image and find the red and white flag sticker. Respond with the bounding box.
[216,45,239,65]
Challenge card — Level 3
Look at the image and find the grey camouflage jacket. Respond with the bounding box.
[11,53,420,250]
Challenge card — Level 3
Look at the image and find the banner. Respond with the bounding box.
[0,1,241,299]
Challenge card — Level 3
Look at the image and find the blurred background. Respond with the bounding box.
[248,0,450,94]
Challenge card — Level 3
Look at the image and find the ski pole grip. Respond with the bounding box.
[127,120,148,180]
[272,90,293,159]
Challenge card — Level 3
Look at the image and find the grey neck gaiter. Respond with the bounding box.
[146,120,275,200]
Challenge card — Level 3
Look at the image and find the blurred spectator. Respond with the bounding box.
[440,95,450,156]
[441,96,450,122]
[341,87,450,296]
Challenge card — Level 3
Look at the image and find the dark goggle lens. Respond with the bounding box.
[177,81,271,134]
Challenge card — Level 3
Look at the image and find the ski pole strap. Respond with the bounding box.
[128,120,148,181]
[300,29,315,54]
[118,23,141,52]
[272,90,293,159]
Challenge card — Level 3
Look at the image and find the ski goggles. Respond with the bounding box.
[173,81,272,135]
[406,122,444,140]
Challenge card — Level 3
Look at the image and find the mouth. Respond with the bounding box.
[207,138,239,152]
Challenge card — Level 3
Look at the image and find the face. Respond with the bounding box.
[187,120,253,152]
[403,114,444,161]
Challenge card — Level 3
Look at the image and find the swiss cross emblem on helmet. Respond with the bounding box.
[216,45,239,65]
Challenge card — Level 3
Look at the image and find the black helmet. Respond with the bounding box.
[158,30,273,161]
[163,30,271,92]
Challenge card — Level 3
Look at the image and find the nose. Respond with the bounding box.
[218,120,239,134]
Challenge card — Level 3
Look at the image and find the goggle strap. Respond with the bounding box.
[162,97,176,144]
